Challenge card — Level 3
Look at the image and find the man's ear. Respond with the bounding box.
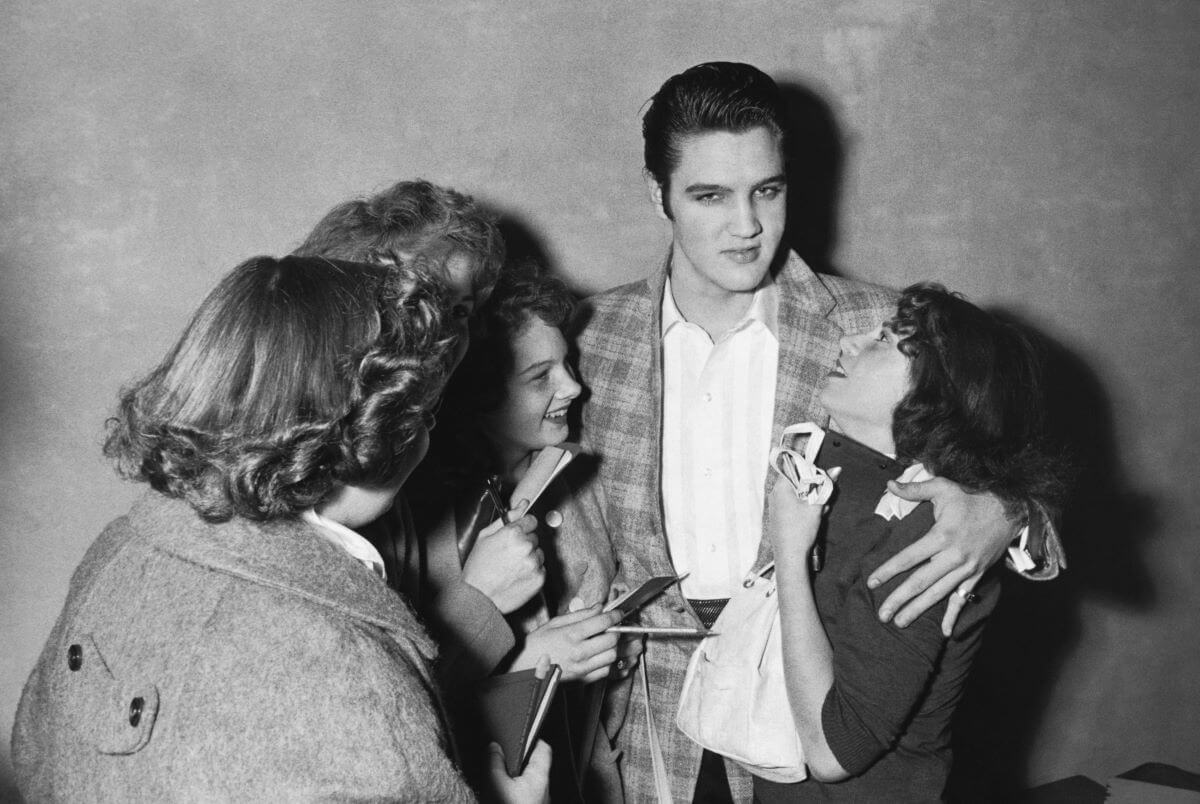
[646,175,670,221]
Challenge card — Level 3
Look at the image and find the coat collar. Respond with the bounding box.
[130,491,435,658]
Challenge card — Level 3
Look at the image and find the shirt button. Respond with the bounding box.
[67,644,82,671]
[703,392,713,403]
[703,467,712,477]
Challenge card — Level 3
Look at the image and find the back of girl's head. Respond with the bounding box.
[891,283,1067,507]
[293,179,504,301]
[105,255,454,522]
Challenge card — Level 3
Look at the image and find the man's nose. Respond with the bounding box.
[729,197,763,238]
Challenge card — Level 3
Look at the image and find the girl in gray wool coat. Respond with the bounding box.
[12,255,549,802]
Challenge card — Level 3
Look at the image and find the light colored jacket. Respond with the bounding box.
[571,252,901,802]
[12,490,475,802]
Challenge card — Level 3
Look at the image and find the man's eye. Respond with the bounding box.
[756,185,782,199]
[695,193,722,204]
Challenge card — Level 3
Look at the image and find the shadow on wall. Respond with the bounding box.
[778,81,844,279]
[947,316,1159,802]
[494,215,558,285]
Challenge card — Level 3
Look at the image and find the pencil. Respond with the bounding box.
[606,626,714,636]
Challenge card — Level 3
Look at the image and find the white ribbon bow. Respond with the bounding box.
[874,462,933,521]
[770,422,835,505]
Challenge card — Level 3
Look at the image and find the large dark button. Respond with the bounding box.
[129,697,144,727]
[67,644,83,671]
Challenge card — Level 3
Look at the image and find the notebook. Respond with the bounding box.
[473,664,563,777]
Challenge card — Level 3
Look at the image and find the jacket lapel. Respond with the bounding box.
[623,259,677,581]
[754,254,845,568]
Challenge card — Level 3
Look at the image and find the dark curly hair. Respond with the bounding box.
[413,258,576,494]
[292,179,504,302]
[104,255,455,522]
[890,283,1068,510]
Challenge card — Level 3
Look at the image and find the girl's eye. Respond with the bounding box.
[876,330,889,342]
[451,304,471,320]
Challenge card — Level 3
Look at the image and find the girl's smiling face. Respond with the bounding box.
[819,323,912,455]
[482,315,582,470]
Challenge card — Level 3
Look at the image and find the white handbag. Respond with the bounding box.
[674,422,833,783]
[675,559,806,783]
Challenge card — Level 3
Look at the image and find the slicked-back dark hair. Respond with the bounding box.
[643,61,789,202]
[293,179,504,301]
[891,283,1068,508]
[104,255,454,522]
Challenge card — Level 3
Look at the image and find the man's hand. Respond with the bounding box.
[509,605,622,683]
[461,505,544,614]
[487,740,551,804]
[867,476,1016,635]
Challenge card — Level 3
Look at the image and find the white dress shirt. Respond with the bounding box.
[660,275,780,600]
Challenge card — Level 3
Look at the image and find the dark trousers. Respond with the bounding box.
[692,749,735,803]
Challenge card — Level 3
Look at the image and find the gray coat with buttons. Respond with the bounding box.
[12,491,475,802]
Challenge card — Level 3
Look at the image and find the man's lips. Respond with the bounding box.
[722,245,761,264]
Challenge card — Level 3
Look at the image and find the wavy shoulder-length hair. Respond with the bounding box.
[890,283,1067,509]
[104,255,455,522]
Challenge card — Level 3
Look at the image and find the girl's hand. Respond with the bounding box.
[767,480,826,555]
[462,506,544,614]
[509,605,622,683]
[610,632,645,679]
[487,740,551,804]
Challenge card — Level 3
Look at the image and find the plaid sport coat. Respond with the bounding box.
[571,251,897,802]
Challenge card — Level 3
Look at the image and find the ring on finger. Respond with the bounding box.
[955,585,979,604]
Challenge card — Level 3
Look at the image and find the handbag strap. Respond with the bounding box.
[639,659,674,802]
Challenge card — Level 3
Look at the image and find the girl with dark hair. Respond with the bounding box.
[405,259,638,801]
[12,256,548,802]
[758,283,1068,802]
[407,259,634,684]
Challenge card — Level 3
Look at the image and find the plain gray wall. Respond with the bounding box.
[3,0,1198,797]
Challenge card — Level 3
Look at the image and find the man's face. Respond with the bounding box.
[652,127,787,300]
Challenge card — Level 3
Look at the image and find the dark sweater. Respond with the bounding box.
[756,435,999,802]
